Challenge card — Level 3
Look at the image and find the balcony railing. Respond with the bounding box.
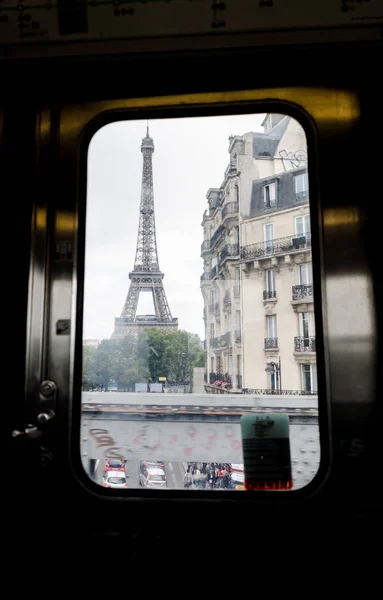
[235,329,241,343]
[241,233,311,261]
[219,243,239,265]
[210,224,225,248]
[242,388,317,396]
[222,201,238,219]
[292,284,313,301]
[263,290,277,300]
[210,332,232,350]
[200,271,213,282]
[234,285,240,298]
[294,336,316,352]
[224,164,237,179]
[209,198,221,211]
[201,240,211,254]
[295,191,309,202]
[264,337,278,349]
[224,290,231,305]
[209,372,223,384]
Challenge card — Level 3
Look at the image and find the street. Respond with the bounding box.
[94,459,187,489]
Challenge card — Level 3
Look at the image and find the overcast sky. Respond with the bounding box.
[84,113,265,341]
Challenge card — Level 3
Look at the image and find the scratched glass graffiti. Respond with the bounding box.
[82,113,319,490]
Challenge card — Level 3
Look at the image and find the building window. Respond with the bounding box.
[235,184,239,204]
[299,262,313,285]
[210,323,214,339]
[211,357,214,373]
[264,182,276,208]
[295,215,310,237]
[264,223,274,255]
[266,315,277,339]
[301,364,317,393]
[264,269,276,299]
[294,172,309,199]
[236,355,242,388]
[228,354,233,376]
[299,311,315,337]
[268,369,277,391]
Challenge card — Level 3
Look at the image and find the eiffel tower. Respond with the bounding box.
[111,127,178,339]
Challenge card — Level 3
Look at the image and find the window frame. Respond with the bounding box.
[32,90,336,504]
[263,181,277,208]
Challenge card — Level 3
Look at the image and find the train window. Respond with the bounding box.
[81,112,320,493]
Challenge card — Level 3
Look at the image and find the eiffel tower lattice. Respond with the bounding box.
[111,127,178,339]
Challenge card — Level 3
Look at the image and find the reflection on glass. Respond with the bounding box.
[82,113,319,491]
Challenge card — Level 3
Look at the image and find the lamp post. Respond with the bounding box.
[265,357,282,392]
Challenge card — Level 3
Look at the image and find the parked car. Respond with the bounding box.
[139,464,167,488]
[102,471,129,489]
[104,459,125,473]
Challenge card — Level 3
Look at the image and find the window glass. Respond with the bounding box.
[83,113,318,492]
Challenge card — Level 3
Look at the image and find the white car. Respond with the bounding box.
[102,470,129,489]
[139,466,167,488]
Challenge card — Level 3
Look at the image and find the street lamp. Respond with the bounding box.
[265,357,282,392]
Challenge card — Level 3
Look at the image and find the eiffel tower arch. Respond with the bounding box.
[111,127,178,339]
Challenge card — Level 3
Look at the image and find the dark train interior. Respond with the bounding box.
[2,0,382,573]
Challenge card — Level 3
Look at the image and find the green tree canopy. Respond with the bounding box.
[82,328,205,391]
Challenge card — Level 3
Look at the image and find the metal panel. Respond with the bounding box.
[25,86,376,500]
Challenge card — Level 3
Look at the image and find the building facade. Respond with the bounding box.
[201,113,316,394]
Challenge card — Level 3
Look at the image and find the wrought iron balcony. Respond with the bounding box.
[223,289,231,305]
[219,243,239,265]
[235,329,241,343]
[200,270,214,282]
[294,336,316,352]
[201,240,211,254]
[209,372,224,384]
[234,285,240,298]
[292,284,313,301]
[241,232,311,261]
[222,201,238,219]
[209,198,221,211]
[295,191,309,202]
[242,388,317,396]
[224,164,238,179]
[263,290,277,300]
[210,332,232,350]
[210,224,225,248]
[264,337,278,349]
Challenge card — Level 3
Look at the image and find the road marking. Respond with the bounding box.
[168,462,174,473]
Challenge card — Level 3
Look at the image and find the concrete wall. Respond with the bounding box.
[193,367,206,393]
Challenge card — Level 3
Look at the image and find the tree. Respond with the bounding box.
[82,328,205,391]
[82,345,98,389]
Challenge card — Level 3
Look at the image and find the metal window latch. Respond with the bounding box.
[12,380,57,440]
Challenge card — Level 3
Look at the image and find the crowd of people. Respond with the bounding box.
[183,462,241,489]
